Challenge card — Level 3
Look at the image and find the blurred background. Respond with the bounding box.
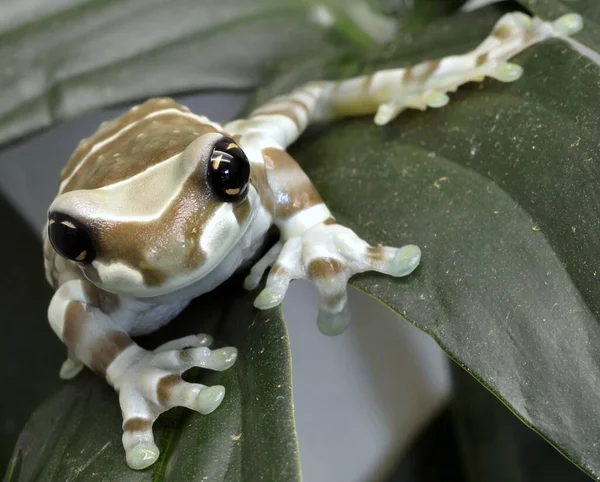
[0,0,593,480]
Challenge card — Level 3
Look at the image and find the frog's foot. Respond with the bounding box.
[111,336,237,470]
[59,351,84,380]
[248,223,420,336]
[372,12,583,125]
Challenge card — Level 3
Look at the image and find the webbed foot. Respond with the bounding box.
[112,333,237,469]
[246,223,420,335]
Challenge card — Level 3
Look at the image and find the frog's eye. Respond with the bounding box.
[47,212,96,264]
[208,137,250,202]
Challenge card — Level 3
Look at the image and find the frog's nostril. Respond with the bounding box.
[48,212,96,264]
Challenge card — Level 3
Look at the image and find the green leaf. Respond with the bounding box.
[451,364,529,482]
[255,6,600,480]
[4,279,299,482]
[397,0,468,32]
[0,0,470,147]
[0,195,63,473]
[0,0,338,146]
[0,1,470,478]
[515,0,600,51]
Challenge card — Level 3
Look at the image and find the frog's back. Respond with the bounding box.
[59,98,221,193]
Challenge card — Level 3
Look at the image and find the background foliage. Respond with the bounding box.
[2,0,599,480]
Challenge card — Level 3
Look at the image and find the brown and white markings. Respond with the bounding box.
[43,12,582,470]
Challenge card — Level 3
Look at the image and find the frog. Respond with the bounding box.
[42,12,582,470]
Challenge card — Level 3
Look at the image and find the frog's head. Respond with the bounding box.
[47,132,259,298]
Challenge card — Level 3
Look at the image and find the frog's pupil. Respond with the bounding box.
[208,137,250,202]
[217,162,230,178]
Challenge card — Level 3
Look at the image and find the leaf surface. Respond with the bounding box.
[254,6,600,479]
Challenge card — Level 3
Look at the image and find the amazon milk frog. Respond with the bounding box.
[42,12,582,470]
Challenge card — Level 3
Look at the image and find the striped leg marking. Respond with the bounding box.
[248,222,421,335]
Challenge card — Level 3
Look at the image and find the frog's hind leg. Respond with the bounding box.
[326,12,583,125]
[225,12,582,150]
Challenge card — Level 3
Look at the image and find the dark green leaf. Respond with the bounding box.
[0,195,63,473]
[0,1,472,478]
[397,0,468,32]
[451,364,591,482]
[516,0,600,51]
[4,280,299,482]
[451,364,529,482]
[255,6,600,480]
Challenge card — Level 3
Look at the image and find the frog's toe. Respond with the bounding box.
[374,102,403,125]
[196,333,213,347]
[194,385,226,414]
[154,333,213,353]
[245,242,284,291]
[184,346,237,371]
[317,301,351,336]
[363,243,421,278]
[152,345,238,373]
[126,442,160,470]
[254,286,285,309]
[122,413,160,469]
[253,263,295,310]
[207,347,238,371]
[163,379,226,415]
[488,62,524,83]
[308,260,351,335]
[59,356,84,380]
[389,244,421,277]
[553,13,583,36]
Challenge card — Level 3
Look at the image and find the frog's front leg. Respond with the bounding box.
[48,279,237,469]
[246,223,420,335]
[240,144,420,335]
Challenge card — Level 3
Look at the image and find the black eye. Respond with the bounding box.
[47,212,96,264]
[208,137,250,202]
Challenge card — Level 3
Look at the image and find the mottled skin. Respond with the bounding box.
[42,12,582,470]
